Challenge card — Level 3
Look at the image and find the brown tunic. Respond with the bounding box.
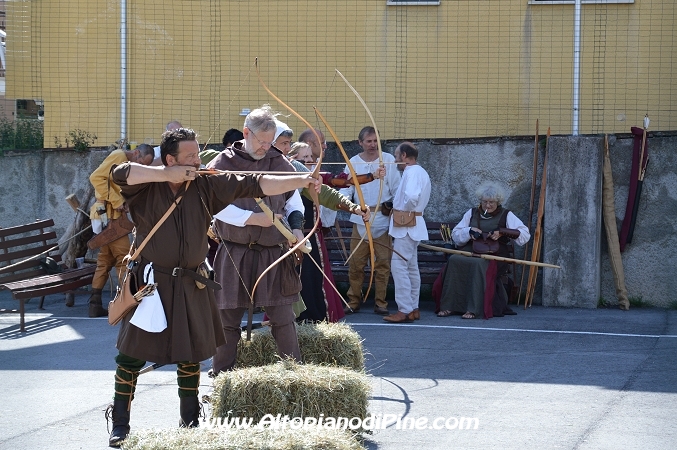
[207,143,302,309]
[111,162,264,364]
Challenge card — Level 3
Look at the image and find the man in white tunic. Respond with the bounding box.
[340,126,401,315]
[384,142,431,323]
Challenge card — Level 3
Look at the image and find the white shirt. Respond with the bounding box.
[388,164,431,241]
[451,208,530,247]
[339,152,401,238]
[214,189,304,227]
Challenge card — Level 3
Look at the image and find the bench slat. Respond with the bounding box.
[10,276,95,300]
[0,244,57,264]
[0,268,48,285]
[0,219,55,238]
[2,266,95,300]
[0,231,58,251]
[0,259,46,276]
[0,266,96,290]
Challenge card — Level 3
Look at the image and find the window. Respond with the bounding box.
[387,1,441,5]
[528,0,633,4]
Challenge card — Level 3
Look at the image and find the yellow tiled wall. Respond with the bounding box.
[6,0,676,146]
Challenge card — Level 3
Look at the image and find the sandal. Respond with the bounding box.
[461,312,476,319]
[437,310,453,317]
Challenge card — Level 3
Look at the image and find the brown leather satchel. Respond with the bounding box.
[108,182,190,326]
[108,262,140,326]
[381,201,393,217]
[392,209,422,227]
[472,233,500,254]
[87,212,135,250]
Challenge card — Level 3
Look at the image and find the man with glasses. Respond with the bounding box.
[206,105,306,376]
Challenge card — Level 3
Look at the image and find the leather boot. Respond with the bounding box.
[88,289,108,318]
[179,396,201,428]
[107,399,131,447]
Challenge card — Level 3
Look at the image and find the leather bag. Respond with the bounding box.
[87,213,135,250]
[108,265,140,326]
[472,233,500,254]
[392,209,420,227]
[381,201,393,217]
[108,181,190,326]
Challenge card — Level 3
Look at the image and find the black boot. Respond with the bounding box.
[88,289,107,318]
[179,396,201,427]
[106,399,131,447]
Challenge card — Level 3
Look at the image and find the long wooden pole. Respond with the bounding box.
[525,127,550,307]
[517,119,539,305]
[418,243,560,269]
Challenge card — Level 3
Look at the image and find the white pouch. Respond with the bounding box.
[129,263,167,333]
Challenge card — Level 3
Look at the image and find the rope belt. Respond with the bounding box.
[153,263,221,291]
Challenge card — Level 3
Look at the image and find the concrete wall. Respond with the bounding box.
[0,149,108,251]
[599,133,677,307]
[542,137,603,308]
[1,134,675,307]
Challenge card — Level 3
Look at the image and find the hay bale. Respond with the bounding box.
[236,322,365,372]
[211,360,371,432]
[122,426,365,450]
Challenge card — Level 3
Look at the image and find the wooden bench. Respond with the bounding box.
[0,219,96,332]
[324,220,449,286]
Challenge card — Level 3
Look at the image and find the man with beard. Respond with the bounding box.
[106,127,320,447]
[207,106,308,375]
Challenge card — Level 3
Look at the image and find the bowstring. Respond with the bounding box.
[196,188,253,303]
[194,61,257,301]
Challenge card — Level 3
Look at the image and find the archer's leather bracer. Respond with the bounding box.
[498,228,520,239]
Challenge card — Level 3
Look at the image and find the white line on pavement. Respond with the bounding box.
[350,323,677,338]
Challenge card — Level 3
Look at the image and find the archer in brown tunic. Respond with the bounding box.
[105,127,320,448]
[112,164,264,364]
[208,105,305,375]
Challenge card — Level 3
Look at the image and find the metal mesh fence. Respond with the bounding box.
[3,0,675,146]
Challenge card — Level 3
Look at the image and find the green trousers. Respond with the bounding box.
[114,352,200,402]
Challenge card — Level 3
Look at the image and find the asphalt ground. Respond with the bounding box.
[0,289,676,450]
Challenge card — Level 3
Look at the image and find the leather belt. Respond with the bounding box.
[153,264,221,291]
[393,210,423,216]
[229,241,283,250]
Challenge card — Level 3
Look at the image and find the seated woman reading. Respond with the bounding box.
[438,182,530,319]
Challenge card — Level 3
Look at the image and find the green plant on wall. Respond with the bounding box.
[0,117,44,153]
[68,129,97,152]
[15,120,44,149]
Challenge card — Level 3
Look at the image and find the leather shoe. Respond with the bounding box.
[412,308,420,320]
[344,306,360,314]
[374,306,389,315]
[383,311,414,323]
